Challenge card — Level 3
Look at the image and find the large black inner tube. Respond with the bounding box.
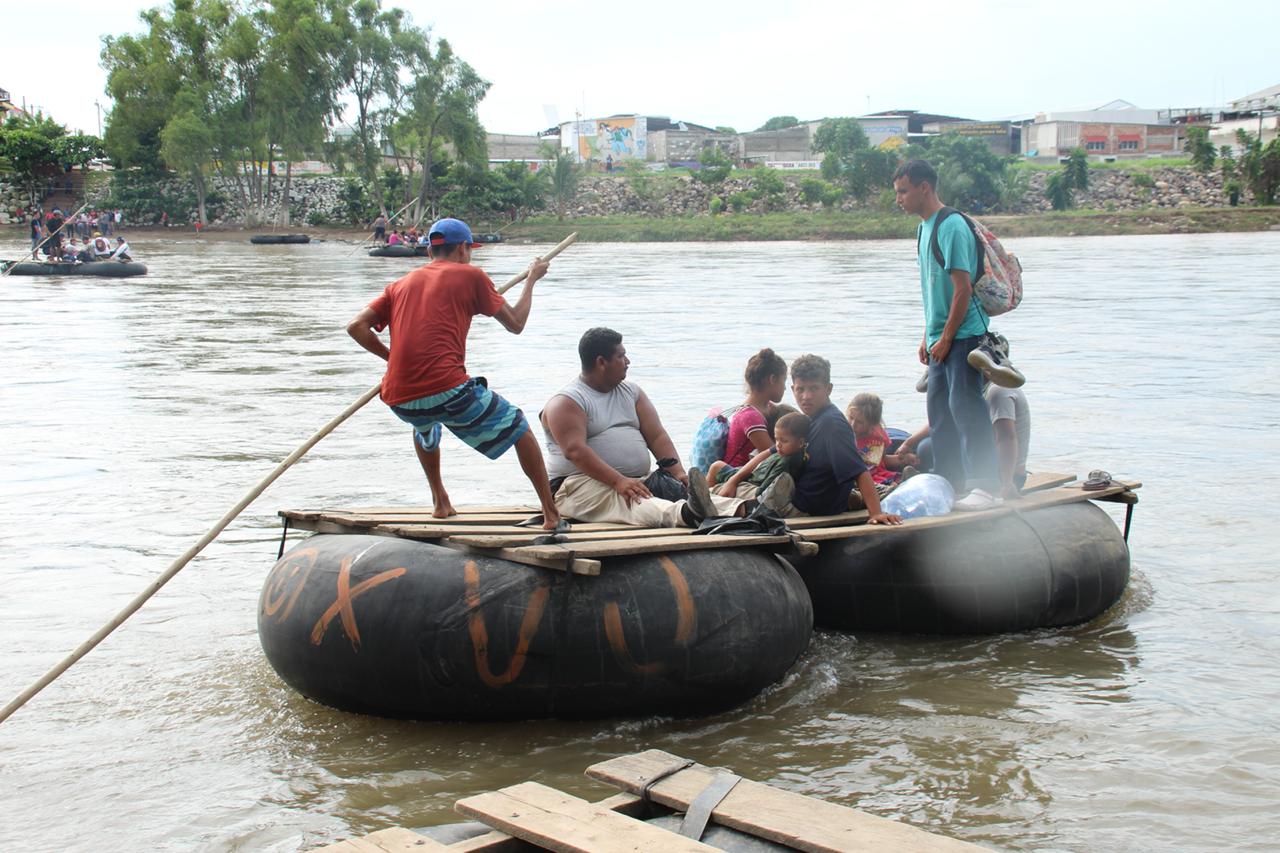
[792,501,1130,634]
[368,244,427,257]
[249,234,310,244]
[3,260,148,277]
[258,534,814,720]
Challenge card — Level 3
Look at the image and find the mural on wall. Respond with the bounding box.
[577,117,647,161]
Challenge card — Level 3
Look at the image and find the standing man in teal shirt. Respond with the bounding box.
[893,159,1000,510]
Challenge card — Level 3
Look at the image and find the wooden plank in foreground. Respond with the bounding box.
[456,781,716,853]
[586,750,984,853]
[317,794,650,853]
[313,826,451,851]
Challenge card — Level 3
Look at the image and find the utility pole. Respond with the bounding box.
[95,100,102,137]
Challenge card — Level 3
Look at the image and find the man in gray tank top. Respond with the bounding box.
[541,328,745,527]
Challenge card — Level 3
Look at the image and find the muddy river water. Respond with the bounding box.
[1,231,1278,850]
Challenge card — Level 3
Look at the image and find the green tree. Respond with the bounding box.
[101,3,190,172]
[1219,145,1236,182]
[260,0,347,225]
[847,147,898,200]
[812,117,898,200]
[335,0,413,215]
[102,0,224,223]
[799,177,827,203]
[756,115,800,132]
[926,132,1009,212]
[401,36,490,225]
[1064,147,1089,190]
[692,146,731,185]
[1185,125,1216,172]
[813,117,869,160]
[159,92,215,223]
[749,167,786,209]
[0,114,102,205]
[820,183,846,210]
[1045,171,1073,211]
[1237,130,1280,204]
[999,167,1030,211]
[542,144,579,221]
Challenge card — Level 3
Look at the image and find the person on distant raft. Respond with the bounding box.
[89,231,113,260]
[346,217,562,530]
[29,216,43,256]
[370,212,387,243]
[110,236,132,261]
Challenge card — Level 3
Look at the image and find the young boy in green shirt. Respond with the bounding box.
[709,411,809,499]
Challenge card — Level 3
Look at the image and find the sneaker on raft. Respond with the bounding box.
[684,468,718,522]
[967,336,1025,388]
[758,472,795,513]
[954,488,1004,512]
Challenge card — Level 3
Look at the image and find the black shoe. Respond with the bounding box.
[685,468,717,522]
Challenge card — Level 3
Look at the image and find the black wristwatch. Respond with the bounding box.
[656,457,678,469]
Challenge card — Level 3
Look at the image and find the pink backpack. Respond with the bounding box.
[925,207,1023,316]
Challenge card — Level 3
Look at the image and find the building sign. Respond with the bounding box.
[764,161,822,170]
[950,122,1009,137]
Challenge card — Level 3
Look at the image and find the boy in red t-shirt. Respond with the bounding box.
[347,218,561,529]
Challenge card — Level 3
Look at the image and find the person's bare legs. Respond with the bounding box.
[513,430,561,529]
[412,437,456,518]
[707,460,728,493]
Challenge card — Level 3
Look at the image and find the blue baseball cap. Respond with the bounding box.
[428,217,481,248]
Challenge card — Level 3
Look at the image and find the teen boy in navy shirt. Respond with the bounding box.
[788,354,901,525]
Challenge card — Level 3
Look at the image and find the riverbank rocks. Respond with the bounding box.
[2,164,1251,228]
[1015,167,1245,213]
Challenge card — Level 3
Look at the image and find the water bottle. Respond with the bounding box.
[882,473,955,519]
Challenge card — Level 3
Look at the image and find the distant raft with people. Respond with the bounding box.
[368,244,429,257]
[2,259,148,277]
[249,234,310,244]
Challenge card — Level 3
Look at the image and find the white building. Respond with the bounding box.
[1211,84,1279,150]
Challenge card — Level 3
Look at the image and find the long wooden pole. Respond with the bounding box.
[0,231,577,726]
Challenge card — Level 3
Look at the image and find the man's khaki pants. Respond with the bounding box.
[554,474,745,528]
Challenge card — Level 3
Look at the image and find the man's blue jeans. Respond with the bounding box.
[926,334,998,493]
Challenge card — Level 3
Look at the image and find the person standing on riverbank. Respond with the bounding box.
[893,159,1000,510]
[346,217,562,530]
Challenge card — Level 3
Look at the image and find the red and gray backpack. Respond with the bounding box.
[923,207,1023,316]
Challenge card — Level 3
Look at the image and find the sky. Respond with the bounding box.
[4,0,1277,138]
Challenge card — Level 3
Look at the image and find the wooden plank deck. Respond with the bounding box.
[315,750,986,852]
[587,749,984,853]
[280,471,1138,575]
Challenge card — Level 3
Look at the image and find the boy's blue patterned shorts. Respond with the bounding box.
[390,378,529,460]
